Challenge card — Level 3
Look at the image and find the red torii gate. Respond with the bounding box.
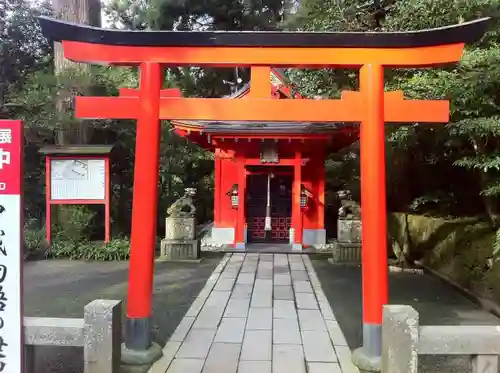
[39,16,489,371]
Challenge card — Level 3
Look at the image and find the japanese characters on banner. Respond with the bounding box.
[0,121,23,373]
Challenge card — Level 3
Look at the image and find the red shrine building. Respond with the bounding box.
[172,69,358,250]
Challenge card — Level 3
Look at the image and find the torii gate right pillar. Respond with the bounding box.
[354,63,387,370]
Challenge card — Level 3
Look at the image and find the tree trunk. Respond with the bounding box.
[52,0,101,144]
[51,0,101,228]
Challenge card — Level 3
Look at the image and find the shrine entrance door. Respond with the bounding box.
[246,166,292,244]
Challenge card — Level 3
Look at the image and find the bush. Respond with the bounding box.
[25,206,131,261]
[52,205,96,243]
[24,218,49,260]
[49,237,131,261]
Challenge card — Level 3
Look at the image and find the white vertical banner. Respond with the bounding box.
[0,120,23,373]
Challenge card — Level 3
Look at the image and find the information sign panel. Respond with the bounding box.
[0,120,23,373]
[50,158,105,200]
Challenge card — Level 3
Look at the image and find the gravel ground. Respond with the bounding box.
[311,258,500,373]
[23,254,223,373]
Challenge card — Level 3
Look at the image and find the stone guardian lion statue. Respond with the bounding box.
[167,188,197,218]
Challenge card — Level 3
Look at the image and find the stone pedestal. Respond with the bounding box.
[159,239,200,261]
[158,217,200,261]
[331,219,362,264]
[337,219,362,243]
[165,217,195,240]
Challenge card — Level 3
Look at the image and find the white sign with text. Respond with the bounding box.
[0,120,23,373]
[0,195,22,373]
[50,159,106,200]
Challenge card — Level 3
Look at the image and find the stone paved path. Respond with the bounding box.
[149,253,359,373]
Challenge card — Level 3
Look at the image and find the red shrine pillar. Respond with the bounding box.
[317,156,326,229]
[235,155,246,249]
[356,63,388,363]
[292,150,303,249]
[213,151,222,226]
[126,62,163,351]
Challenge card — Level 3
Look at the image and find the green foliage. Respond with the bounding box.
[52,206,96,243]
[0,0,52,117]
[24,218,49,260]
[23,207,130,261]
[49,237,131,261]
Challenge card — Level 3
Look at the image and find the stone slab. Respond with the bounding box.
[202,343,241,373]
[237,361,271,373]
[170,316,195,342]
[240,330,272,361]
[254,279,273,292]
[192,307,224,329]
[289,262,306,271]
[298,309,327,332]
[274,274,292,286]
[274,256,289,265]
[273,317,302,344]
[318,302,336,320]
[296,293,319,310]
[291,270,309,281]
[335,346,360,373]
[260,254,274,262]
[258,262,274,271]
[272,344,306,373]
[214,318,246,343]
[231,284,253,299]
[274,300,297,319]
[293,281,313,293]
[185,297,207,318]
[240,264,258,273]
[257,268,274,279]
[325,320,348,346]
[273,286,295,301]
[150,341,181,373]
[220,269,239,279]
[251,291,272,308]
[224,298,250,318]
[214,278,236,291]
[237,273,255,284]
[175,329,216,359]
[166,358,205,373]
[204,291,231,308]
[247,308,272,330]
[301,331,338,363]
[307,362,342,373]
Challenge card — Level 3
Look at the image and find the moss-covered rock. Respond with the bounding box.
[388,213,500,302]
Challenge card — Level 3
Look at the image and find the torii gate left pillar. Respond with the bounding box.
[37,14,489,372]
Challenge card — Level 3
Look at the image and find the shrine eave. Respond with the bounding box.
[38,16,490,48]
[172,120,356,135]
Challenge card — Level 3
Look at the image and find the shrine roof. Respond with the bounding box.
[173,120,348,134]
[39,145,114,156]
[38,16,490,48]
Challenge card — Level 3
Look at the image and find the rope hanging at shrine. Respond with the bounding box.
[265,172,273,231]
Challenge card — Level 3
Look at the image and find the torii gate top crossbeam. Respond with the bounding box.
[38,17,490,68]
[39,16,489,48]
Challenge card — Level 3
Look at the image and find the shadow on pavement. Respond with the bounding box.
[311,258,500,373]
